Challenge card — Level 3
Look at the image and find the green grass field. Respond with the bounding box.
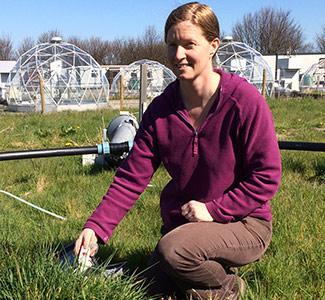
[0,98,324,299]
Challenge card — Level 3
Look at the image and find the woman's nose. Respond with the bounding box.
[173,45,185,60]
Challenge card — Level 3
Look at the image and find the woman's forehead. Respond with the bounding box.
[166,21,205,41]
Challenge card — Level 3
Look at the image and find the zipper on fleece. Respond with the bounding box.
[175,110,199,156]
[174,87,222,157]
[193,130,199,155]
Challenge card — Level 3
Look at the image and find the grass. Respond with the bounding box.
[0,97,324,299]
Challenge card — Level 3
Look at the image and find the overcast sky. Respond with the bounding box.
[1,0,324,48]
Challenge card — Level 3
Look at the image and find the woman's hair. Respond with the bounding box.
[164,2,220,42]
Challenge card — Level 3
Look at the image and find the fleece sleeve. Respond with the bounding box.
[83,106,161,243]
[206,88,282,223]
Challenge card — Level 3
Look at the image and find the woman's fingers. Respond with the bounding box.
[181,202,193,220]
[181,202,191,216]
[74,235,83,256]
[81,228,95,250]
[181,200,213,222]
[88,242,99,256]
[74,228,98,256]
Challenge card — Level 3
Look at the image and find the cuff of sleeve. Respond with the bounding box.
[83,221,111,245]
[205,198,232,223]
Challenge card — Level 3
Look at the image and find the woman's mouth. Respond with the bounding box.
[175,63,190,69]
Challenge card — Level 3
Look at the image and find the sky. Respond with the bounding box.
[1,0,324,49]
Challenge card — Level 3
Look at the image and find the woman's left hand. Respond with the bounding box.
[181,200,214,222]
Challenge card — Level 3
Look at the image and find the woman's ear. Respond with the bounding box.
[210,38,220,57]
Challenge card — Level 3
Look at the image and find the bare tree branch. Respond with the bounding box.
[37,30,63,43]
[16,37,35,56]
[316,26,325,52]
[10,26,169,67]
[232,7,304,54]
[0,35,15,60]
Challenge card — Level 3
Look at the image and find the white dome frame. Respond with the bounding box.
[110,59,176,101]
[216,41,274,96]
[6,38,109,112]
[300,59,325,93]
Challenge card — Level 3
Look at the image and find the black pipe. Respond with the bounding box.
[0,146,98,161]
[0,141,323,162]
[278,141,325,152]
[0,142,130,161]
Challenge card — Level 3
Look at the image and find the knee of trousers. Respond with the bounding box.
[156,234,198,274]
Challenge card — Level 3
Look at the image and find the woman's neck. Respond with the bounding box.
[179,71,220,109]
[179,71,220,129]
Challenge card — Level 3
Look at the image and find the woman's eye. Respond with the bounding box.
[186,42,195,48]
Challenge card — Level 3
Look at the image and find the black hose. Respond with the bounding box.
[0,141,324,162]
[0,146,98,161]
[278,141,325,152]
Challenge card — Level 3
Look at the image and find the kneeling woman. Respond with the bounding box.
[75,2,281,299]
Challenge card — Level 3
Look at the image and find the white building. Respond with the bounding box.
[0,60,16,99]
[263,53,325,92]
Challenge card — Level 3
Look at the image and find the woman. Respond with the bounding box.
[75,2,281,299]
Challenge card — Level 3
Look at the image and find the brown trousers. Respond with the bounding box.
[144,217,272,299]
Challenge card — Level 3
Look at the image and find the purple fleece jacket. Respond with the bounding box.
[84,69,282,244]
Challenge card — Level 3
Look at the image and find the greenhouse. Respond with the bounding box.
[6,37,109,112]
[216,38,274,96]
[300,59,325,93]
[110,59,176,101]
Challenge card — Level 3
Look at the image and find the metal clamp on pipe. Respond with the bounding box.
[96,141,133,156]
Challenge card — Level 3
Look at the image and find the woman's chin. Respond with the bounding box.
[176,72,193,81]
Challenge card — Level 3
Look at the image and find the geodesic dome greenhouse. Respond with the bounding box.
[6,37,109,112]
[216,40,274,96]
[110,59,176,101]
[300,59,325,93]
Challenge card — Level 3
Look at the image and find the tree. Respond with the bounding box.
[140,26,168,65]
[106,39,123,64]
[67,36,113,65]
[141,27,165,58]
[114,26,167,65]
[316,26,325,52]
[83,37,111,65]
[37,29,63,43]
[0,35,15,60]
[34,26,168,66]
[16,37,35,56]
[232,7,304,54]
[299,42,315,53]
[66,36,85,50]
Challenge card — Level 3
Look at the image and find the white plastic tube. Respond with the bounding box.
[0,189,66,220]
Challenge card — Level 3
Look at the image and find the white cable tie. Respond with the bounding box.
[0,189,66,220]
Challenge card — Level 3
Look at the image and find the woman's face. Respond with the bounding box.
[166,20,219,81]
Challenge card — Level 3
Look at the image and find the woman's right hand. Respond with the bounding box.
[74,228,98,257]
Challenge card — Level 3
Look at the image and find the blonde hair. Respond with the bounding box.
[164,2,220,42]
